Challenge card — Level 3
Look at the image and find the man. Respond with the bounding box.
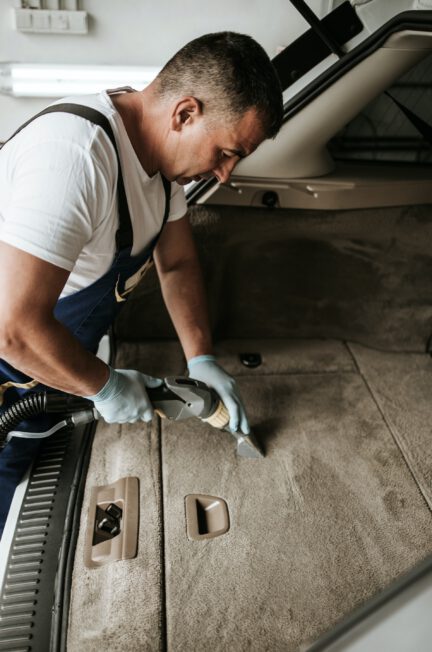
[0,32,283,534]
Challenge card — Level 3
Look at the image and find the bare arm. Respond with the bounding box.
[0,242,109,396]
[153,214,213,361]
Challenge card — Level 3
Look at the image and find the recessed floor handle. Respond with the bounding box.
[185,494,230,541]
[84,476,139,568]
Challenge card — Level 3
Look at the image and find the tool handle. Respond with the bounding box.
[201,400,229,429]
[146,385,178,403]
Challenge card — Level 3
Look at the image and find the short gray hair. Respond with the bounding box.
[156,32,283,139]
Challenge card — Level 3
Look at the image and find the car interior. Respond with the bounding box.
[1,3,432,651]
[66,17,432,652]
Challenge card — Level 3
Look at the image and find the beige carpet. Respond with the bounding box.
[162,340,432,651]
[348,343,432,510]
[68,339,432,652]
[67,342,183,652]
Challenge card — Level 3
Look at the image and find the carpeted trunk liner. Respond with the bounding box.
[68,339,432,651]
[162,340,432,651]
[348,343,432,511]
[67,342,185,652]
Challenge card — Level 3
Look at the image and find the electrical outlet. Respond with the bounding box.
[50,11,69,31]
[67,11,87,33]
[32,10,50,30]
[14,8,32,29]
[12,8,88,34]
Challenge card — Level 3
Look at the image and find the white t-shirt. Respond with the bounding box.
[0,89,187,298]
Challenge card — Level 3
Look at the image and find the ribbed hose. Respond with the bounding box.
[0,392,48,449]
[0,392,47,437]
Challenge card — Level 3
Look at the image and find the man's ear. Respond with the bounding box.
[171,97,203,132]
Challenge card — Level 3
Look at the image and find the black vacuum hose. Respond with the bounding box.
[0,391,94,448]
[0,392,46,438]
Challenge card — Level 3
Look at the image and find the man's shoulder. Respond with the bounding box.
[2,92,121,183]
[10,92,116,152]
[52,92,115,140]
[50,91,116,122]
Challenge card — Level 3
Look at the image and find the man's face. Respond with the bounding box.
[167,105,265,186]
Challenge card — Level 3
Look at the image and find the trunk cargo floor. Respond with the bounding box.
[68,339,432,652]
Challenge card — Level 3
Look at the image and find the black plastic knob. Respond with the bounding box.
[262,191,279,209]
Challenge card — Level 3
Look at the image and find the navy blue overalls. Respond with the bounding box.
[0,104,171,536]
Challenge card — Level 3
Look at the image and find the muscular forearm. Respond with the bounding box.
[0,316,109,396]
[157,257,213,361]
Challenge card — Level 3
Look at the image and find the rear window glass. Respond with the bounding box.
[328,53,432,165]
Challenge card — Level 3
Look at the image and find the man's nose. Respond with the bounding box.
[213,157,238,184]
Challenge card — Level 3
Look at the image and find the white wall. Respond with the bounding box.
[0,0,328,139]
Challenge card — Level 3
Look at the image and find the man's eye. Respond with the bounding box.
[220,150,232,159]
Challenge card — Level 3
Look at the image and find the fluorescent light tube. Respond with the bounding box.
[0,63,161,97]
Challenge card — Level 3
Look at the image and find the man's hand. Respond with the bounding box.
[85,368,163,424]
[187,355,250,434]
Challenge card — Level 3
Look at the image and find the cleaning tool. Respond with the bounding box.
[0,378,263,458]
[149,377,263,459]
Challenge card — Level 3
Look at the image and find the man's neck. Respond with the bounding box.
[111,86,162,177]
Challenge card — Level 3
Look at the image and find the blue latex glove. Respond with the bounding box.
[85,367,162,424]
[187,354,250,434]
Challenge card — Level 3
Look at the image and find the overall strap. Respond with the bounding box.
[3,103,174,252]
[160,174,171,230]
[5,103,132,251]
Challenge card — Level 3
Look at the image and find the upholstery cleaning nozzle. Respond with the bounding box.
[147,377,264,459]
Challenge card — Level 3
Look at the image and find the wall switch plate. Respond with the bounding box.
[32,10,50,30]
[14,7,32,29]
[65,10,87,33]
[12,8,88,34]
[50,11,69,31]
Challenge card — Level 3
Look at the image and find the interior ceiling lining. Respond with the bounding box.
[206,30,432,198]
